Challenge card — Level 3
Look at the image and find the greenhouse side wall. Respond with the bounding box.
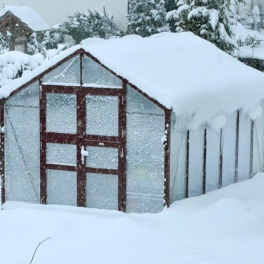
[170,110,258,204]
[126,85,165,213]
[5,81,40,203]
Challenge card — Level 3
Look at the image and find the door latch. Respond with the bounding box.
[81,146,89,164]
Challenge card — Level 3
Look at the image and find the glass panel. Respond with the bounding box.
[238,113,251,181]
[6,81,39,107]
[47,170,77,206]
[86,95,118,136]
[188,129,204,197]
[126,86,164,213]
[82,55,122,87]
[43,55,80,84]
[47,143,76,166]
[170,115,187,202]
[86,146,118,169]
[206,129,220,192]
[5,105,40,203]
[222,112,237,187]
[86,173,118,210]
[46,93,76,134]
[127,85,164,115]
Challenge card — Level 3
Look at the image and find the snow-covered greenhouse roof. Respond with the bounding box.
[1,32,264,129]
[0,6,50,31]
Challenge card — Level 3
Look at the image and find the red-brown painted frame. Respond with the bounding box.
[1,48,171,211]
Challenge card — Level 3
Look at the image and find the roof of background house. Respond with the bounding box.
[0,6,50,31]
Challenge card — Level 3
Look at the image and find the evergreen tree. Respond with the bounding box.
[164,0,177,31]
[127,0,170,37]
[167,0,245,54]
[62,8,123,44]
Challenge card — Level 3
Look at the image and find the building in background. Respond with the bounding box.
[0,0,128,30]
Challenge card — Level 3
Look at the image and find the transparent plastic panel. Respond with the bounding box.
[222,112,237,187]
[43,55,80,84]
[86,173,118,210]
[188,129,204,197]
[126,86,164,213]
[253,112,264,175]
[47,170,77,206]
[127,85,164,115]
[170,115,187,202]
[47,143,76,166]
[6,81,39,107]
[238,113,251,181]
[206,129,220,192]
[86,95,118,136]
[86,146,118,169]
[46,93,76,134]
[82,55,122,87]
[5,106,40,203]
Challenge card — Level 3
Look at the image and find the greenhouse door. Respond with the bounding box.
[40,85,126,211]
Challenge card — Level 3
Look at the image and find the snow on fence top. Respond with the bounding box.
[1,32,264,129]
[0,6,50,31]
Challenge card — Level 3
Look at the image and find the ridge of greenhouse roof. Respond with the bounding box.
[0,6,50,31]
[1,32,264,129]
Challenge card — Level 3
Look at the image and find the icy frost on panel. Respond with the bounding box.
[126,86,164,213]
[82,55,122,87]
[188,129,204,197]
[86,173,118,210]
[43,55,80,84]
[5,106,40,203]
[86,95,118,136]
[206,129,220,192]
[6,81,39,107]
[86,146,118,170]
[47,170,77,206]
[46,93,77,134]
[222,112,237,187]
[47,143,77,166]
[170,115,187,202]
[238,113,251,181]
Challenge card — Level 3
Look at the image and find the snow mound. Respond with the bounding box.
[1,174,264,264]
[2,32,264,129]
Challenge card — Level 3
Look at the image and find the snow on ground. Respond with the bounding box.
[1,173,264,264]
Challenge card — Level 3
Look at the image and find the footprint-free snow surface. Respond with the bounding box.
[1,174,264,264]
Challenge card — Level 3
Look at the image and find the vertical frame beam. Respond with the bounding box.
[80,52,83,86]
[118,81,127,212]
[186,130,190,198]
[203,129,207,194]
[39,79,47,204]
[77,90,86,207]
[219,129,223,188]
[164,109,171,207]
[235,110,240,183]
[0,99,5,205]
[249,120,254,178]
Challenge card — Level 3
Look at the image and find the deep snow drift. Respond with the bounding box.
[1,173,264,264]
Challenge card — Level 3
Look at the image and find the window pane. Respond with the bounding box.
[82,55,122,87]
[86,146,118,169]
[47,170,77,206]
[86,95,118,136]
[86,173,118,210]
[47,143,76,166]
[46,93,76,134]
[43,55,80,84]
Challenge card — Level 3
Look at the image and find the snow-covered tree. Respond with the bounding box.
[252,5,261,31]
[127,0,170,37]
[167,0,245,54]
[62,8,123,44]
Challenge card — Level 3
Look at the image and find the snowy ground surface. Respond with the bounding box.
[1,174,264,264]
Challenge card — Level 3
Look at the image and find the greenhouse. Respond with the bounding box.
[1,32,264,213]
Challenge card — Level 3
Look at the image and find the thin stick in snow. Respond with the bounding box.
[30,237,51,264]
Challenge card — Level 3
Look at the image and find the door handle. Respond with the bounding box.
[81,146,89,164]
